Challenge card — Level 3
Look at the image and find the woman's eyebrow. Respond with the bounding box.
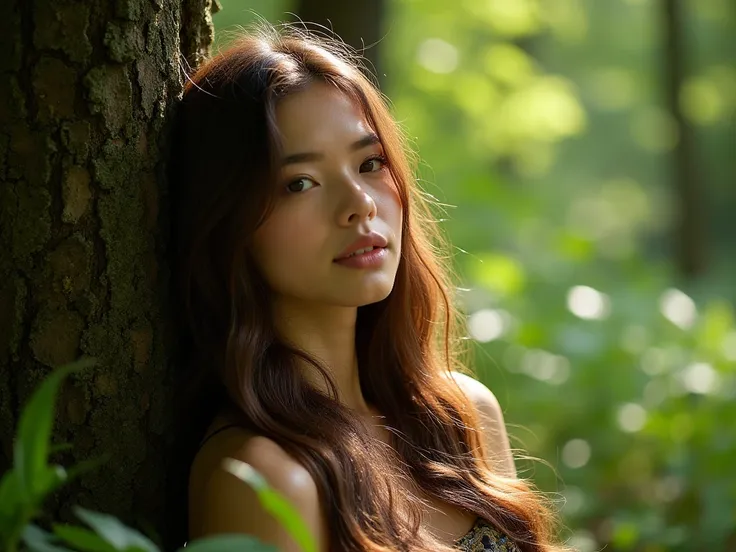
[281,132,381,166]
[350,132,381,151]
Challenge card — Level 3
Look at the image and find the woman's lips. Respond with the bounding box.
[333,247,388,269]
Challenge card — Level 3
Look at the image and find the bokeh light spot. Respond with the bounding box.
[567,530,598,552]
[630,107,679,152]
[562,438,591,469]
[520,349,571,385]
[654,475,683,503]
[640,347,669,376]
[680,362,719,395]
[681,76,726,124]
[617,403,647,433]
[468,309,507,342]
[722,331,736,361]
[567,285,611,320]
[659,288,697,330]
[417,38,459,74]
[561,485,586,516]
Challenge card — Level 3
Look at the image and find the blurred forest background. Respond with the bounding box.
[212,1,735,551]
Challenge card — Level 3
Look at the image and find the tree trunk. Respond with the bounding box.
[294,0,386,85]
[0,0,214,544]
[662,0,706,278]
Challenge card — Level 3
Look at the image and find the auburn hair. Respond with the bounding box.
[166,22,567,552]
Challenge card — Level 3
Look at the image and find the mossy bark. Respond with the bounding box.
[0,0,215,542]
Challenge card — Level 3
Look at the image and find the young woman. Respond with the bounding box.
[169,23,567,552]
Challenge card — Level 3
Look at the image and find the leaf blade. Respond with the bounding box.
[52,524,117,552]
[22,524,75,552]
[14,358,96,501]
[222,458,318,552]
[178,534,278,552]
[73,507,159,552]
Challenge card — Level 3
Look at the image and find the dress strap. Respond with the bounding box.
[197,423,240,452]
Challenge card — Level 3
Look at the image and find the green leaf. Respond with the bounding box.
[53,524,116,552]
[14,358,97,502]
[73,507,159,552]
[178,534,278,552]
[222,458,318,552]
[0,469,25,548]
[22,524,74,552]
[0,469,21,524]
[33,465,68,500]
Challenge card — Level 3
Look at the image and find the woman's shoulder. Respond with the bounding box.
[442,371,516,478]
[443,371,503,412]
[188,416,327,549]
[190,415,316,502]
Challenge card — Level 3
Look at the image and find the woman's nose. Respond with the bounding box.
[336,177,377,226]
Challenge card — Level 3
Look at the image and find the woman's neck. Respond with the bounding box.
[270,297,371,414]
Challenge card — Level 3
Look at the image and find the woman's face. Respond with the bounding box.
[250,80,403,309]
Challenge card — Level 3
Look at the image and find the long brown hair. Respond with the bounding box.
[167,22,566,552]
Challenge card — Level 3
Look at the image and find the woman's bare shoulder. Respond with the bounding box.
[442,371,516,477]
[188,417,328,551]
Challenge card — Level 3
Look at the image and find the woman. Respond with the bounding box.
[168,22,567,552]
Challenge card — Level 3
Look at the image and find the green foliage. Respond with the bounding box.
[1,359,95,552]
[23,524,73,552]
[0,359,316,552]
[372,1,736,549]
[64,507,159,552]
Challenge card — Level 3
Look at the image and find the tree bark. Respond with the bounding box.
[662,0,706,278]
[0,0,214,544]
[294,0,386,85]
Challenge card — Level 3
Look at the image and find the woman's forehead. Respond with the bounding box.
[274,81,375,151]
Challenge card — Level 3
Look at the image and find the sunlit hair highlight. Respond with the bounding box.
[168,22,568,552]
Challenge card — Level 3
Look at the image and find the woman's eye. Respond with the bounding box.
[360,156,387,173]
[285,177,316,194]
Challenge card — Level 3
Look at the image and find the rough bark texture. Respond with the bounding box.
[0,0,213,543]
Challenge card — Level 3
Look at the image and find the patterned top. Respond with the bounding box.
[453,518,521,551]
